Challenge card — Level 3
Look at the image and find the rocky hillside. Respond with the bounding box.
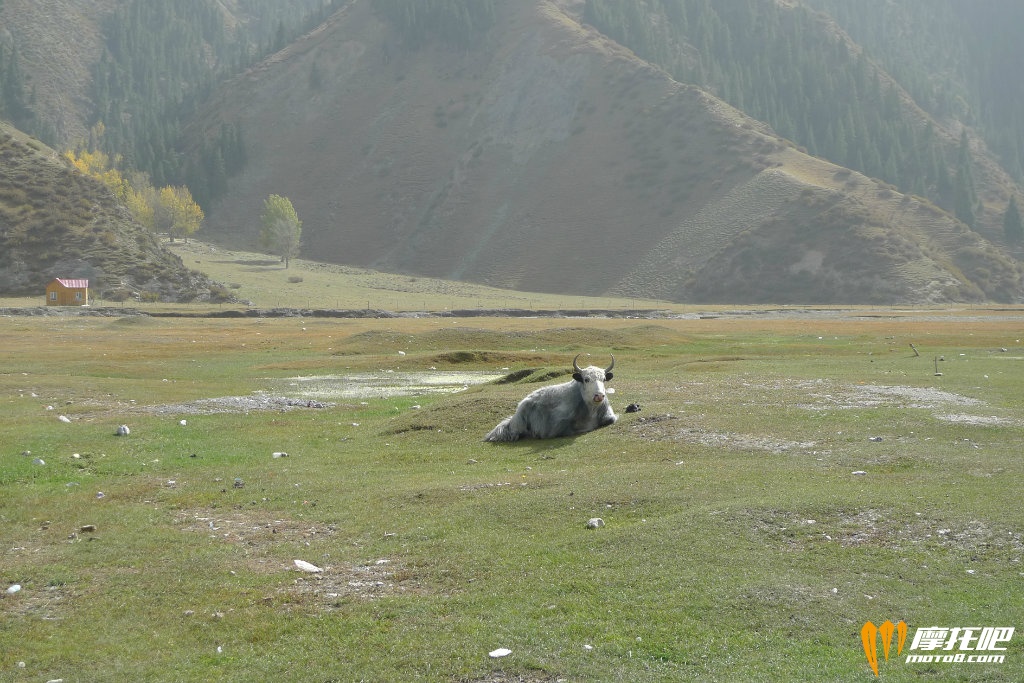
[0,123,220,301]
[189,0,1021,303]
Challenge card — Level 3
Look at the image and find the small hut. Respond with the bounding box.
[45,278,89,306]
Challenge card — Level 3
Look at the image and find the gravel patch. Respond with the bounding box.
[144,394,331,415]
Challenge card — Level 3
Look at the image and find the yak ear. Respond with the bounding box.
[604,371,613,381]
[572,372,584,382]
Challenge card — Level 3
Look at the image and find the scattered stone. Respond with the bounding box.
[586,518,605,529]
[489,648,512,658]
[179,419,187,426]
[6,584,21,594]
[868,436,883,442]
[233,478,244,488]
[21,450,30,457]
[32,458,45,466]
[294,559,324,573]
[80,524,97,533]
[115,425,130,436]
[852,470,868,476]
[625,403,642,413]
[95,492,105,499]
[272,452,289,458]
[58,415,71,423]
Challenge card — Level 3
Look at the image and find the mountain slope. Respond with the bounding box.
[0,122,219,301]
[191,0,1021,303]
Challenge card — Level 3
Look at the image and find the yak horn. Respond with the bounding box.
[605,355,615,374]
[572,354,583,373]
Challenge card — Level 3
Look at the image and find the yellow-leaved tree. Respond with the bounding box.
[64,149,130,200]
[156,186,204,243]
[65,144,203,242]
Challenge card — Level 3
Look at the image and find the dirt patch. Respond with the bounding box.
[175,508,429,604]
[1,584,73,620]
[740,507,1024,556]
[459,675,565,683]
[144,394,332,415]
[277,558,427,606]
[796,381,984,410]
[175,508,338,551]
[630,414,821,454]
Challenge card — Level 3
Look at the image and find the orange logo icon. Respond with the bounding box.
[862,620,908,676]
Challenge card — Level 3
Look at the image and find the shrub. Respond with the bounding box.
[209,285,233,303]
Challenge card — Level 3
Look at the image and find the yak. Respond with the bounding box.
[484,354,617,442]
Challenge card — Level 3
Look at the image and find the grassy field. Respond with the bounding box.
[159,239,686,313]
[2,306,1023,681]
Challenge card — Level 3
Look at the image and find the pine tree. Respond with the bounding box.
[953,131,977,228]
[1004,196,1023,244]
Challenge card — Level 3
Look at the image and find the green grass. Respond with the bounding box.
[2,313,1023,681]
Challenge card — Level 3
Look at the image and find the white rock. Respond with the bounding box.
[294,559,323,573]
[58,415,72,423]
[852,471,867,476]
[6,584,21,594]
[489,648,512,658]
[179,419,187,426]
[586,518,605,529]
[272,452,289,458]
[32,458,45,466]
[115,425,130,436]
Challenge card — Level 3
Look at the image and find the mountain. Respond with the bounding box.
[0,121,219,301]
[2,0,1023,303]
[187,0,1021,302]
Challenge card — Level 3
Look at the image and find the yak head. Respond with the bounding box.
[572,354,615,405]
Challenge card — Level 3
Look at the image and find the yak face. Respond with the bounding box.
[572,354,615,406]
